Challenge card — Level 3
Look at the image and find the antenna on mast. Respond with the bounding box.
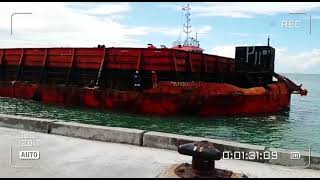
[182,4,192,44]
[172,4,204,52]
[267,35,270,47]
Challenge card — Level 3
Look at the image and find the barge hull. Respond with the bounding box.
[0,81,291,117]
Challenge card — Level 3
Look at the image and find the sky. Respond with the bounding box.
[0,2,319,74]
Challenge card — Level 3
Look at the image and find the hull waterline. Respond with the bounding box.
[0,81,291,117]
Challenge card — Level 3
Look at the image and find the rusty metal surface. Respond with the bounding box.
[178,141,222,174]
[158,164,248,178]
[174,163,242,178]
[174,141,248,178]
[273,72,308,96]
[0,81,293,117]
[0,47,234,74]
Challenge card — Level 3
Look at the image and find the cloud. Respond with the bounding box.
[276,48,320,74]
[0,2,150,48]
[67,2,131,16]
[210,45,238,58]
[0,2,212,48]
[164,2,320,18]
[157,25,212,37]
[210,45,320,73]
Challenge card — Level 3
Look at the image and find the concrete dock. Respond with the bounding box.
[1,127,320,178]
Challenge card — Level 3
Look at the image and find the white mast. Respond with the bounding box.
[183,4,192,42]
[172,4,204,52]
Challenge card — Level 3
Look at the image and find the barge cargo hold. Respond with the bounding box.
[0,4,307,117]
[0,46,307,117]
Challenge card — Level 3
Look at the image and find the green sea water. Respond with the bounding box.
[0,73,319,153]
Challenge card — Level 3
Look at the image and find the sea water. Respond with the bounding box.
[0,73,319,153]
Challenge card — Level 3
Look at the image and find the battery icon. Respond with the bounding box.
[290,152,301,159]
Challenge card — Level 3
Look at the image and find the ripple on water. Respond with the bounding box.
[0,74,319,152]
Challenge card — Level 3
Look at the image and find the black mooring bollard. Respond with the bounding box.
[173,141,248,178]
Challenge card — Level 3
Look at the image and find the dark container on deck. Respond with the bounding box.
[235,46,275,72]
[235,46,275,84]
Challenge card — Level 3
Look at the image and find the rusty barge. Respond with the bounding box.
[0,5,307,117]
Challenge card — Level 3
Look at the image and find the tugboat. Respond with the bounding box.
[0,4,307,117]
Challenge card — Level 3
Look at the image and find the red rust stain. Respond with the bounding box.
[0,81,291,117]
[39,85,65,105]
[83,88,101,108]
[140,98,178,116]
[12,82,37,100]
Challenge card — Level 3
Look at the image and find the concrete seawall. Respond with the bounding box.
[267,148,320,170]
[0,114,56,133]
[143,131,266,162]
[0,114,144,146]
[0,114,319,170]
[50,121,145,146]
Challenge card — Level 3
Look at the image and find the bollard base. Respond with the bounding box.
[158,164,248,178]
